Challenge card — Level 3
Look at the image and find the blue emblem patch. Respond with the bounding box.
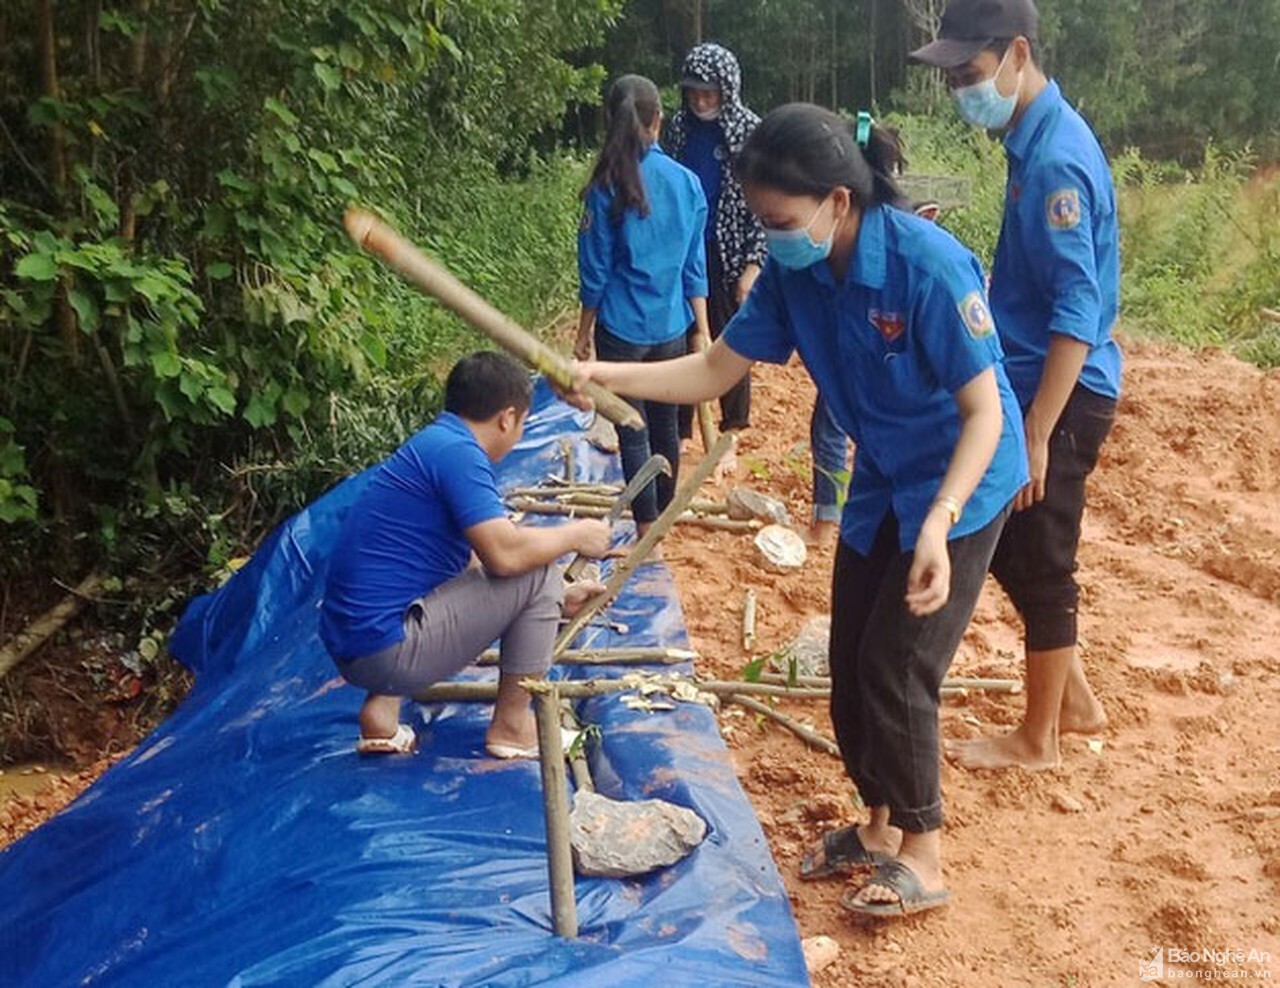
[959,291,995,339]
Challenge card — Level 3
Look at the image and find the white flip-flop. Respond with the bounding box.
[356,723,416,755]
[485,727,581,760]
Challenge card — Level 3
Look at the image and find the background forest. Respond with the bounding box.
[1,0,1277,634]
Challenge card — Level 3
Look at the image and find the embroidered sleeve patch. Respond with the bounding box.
[959,291,995,339]
[1046,188,1081,230]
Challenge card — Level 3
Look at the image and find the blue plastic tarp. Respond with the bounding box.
[0,382,809,987]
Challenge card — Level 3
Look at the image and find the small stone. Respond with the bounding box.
[728,486,791,526]
[1051,790,1085,813]
[584,414,620,454]
[804,794,845,822]
[570,790,707,878]
[801,935,841,975]
[773,615,831,679]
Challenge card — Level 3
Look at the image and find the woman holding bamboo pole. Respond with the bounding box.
[564,103,1028,920]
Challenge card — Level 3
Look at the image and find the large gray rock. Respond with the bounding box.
[569,790,707,878]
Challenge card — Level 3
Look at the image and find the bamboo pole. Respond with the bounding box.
[553,431,737,655]
[506,483,622,499]
[476,646,697,667]
[753,672,1022,694]
[533,688,578,937]
[0,573,106,680]
[344,208,642,431]
[725,693,841,758]
[415,677,830,704]
[507,499,755,531]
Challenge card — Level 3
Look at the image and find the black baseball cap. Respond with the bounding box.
[910,0,1039,69]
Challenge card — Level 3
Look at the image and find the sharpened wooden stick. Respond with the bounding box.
[724,693,841,758]
[533,688,578,937]
[343,208,642,431]
[742,590,757,652]
[552,431,737,655]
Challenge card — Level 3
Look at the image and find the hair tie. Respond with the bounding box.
[855,111,873,148]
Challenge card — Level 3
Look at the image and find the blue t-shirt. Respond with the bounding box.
[991,80,1123,407]
[724,205,1028,554]
[320,412,507,661]
[578,144,709,346]
[682,118,724,242]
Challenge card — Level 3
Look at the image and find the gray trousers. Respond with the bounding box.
[338,564,564,696]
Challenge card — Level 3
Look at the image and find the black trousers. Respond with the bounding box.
[593,325,684,524]
[829,509,1008,833]
[989,385,1116,651]
[678,249,751,438]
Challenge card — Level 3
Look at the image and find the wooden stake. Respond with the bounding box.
[534,687,578,938]
[552,431,737,655]
[343,208,642,431]
[725,693,841,758]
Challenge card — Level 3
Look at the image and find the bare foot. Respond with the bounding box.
[804,520,838,548]
[485,712,537,754]
[1060,681,1108,736]
[945,726,1060,771]
[563,580,606,619]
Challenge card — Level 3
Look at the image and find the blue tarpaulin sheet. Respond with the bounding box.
[0,382,809,987]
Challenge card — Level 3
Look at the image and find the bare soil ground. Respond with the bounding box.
[3,339,1278,985]
[665,340,1280,986]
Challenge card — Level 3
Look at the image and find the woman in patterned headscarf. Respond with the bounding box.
[666,43,767,470]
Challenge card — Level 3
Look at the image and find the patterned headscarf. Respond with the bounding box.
[665,43,768,291]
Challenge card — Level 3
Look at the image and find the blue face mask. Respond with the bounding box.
[952,49,1018,130]
[764,196,834,270]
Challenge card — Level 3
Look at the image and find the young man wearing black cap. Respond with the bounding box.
[911,0,1120,774]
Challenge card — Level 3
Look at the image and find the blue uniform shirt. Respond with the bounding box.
[320,412,507,661]
[682,118,723,243]
[578,144,709,346]
[991,80,1123,407]
[724,205,1028,554]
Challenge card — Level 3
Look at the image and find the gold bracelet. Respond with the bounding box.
[933,495,962,527]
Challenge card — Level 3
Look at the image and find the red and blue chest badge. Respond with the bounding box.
[958,291,995,339]
[869,309,905,344]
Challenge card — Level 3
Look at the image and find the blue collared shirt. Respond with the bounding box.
[724,205,1028,554]
[682,118,724,243]
[992,80,1123,406]
[320,412,507,661]
[578,144,709,346]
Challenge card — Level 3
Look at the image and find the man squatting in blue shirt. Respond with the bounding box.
[913,0,1122,772]
[320,352,611,757]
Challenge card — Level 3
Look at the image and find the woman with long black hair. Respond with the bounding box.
[568,103,1028,918]
[575,75,711,536]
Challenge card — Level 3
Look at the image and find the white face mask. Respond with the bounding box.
[691,106,721,122]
